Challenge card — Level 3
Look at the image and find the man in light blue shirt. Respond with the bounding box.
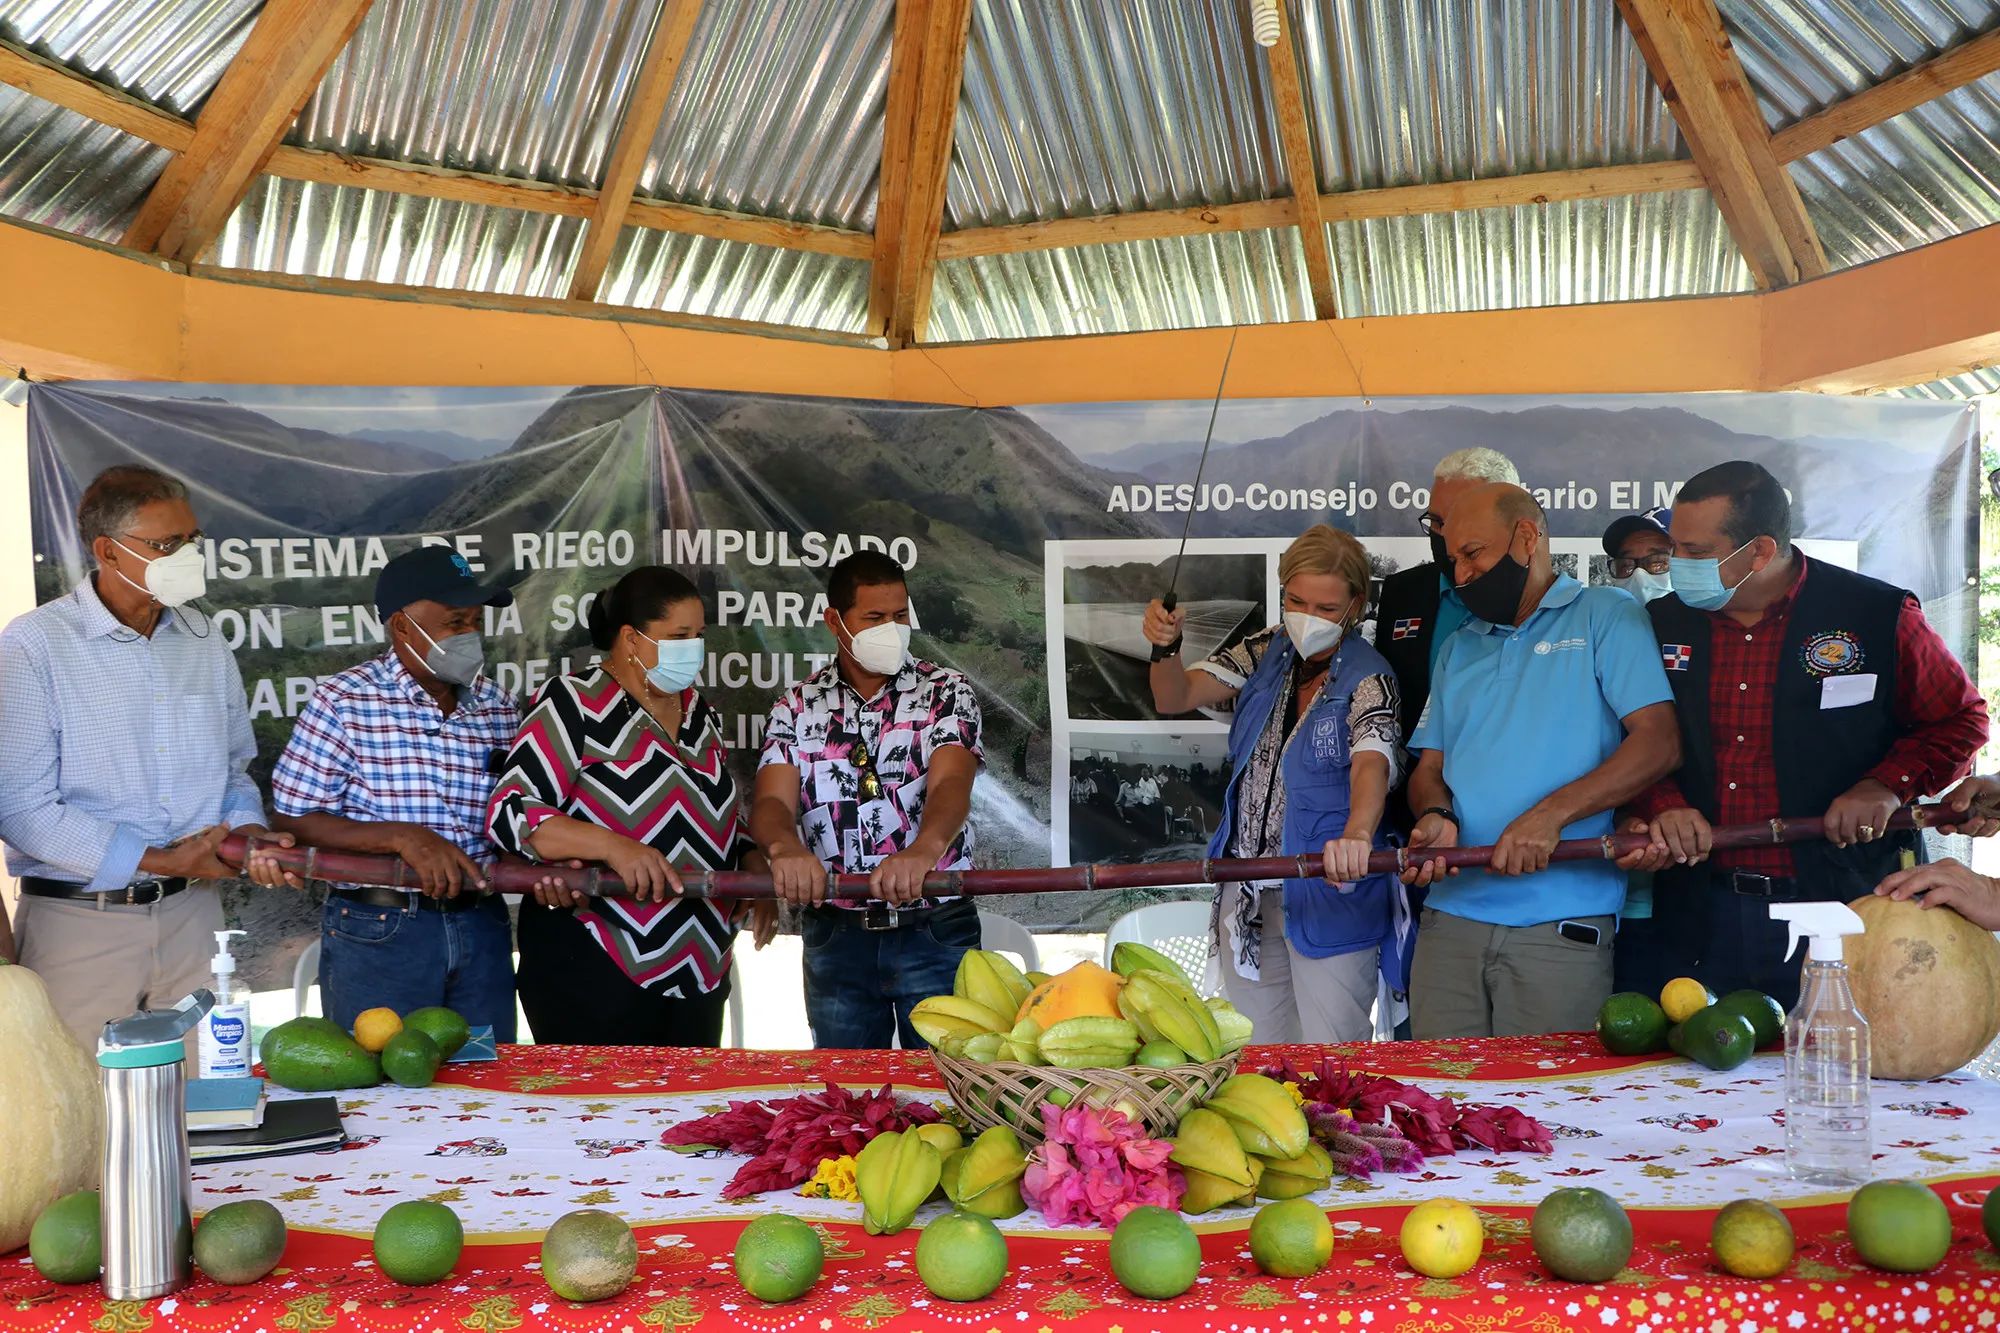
[1402,484,1680,1038]
[0,465,290,1051]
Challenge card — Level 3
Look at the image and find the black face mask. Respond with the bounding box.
[1428,531,1450,567]
[1457,547,1531,626]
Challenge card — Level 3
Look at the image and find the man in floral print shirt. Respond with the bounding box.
[751,550,984,1050]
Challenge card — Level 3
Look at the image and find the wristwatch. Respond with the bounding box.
[1420,806,1460,827]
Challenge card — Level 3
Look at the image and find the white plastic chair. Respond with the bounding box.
[978,910,1041,974]
[1103,900,1219,997]
[292,939,321,1018]
[722,953,746,1048]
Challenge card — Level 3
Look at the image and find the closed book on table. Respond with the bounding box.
[187,1077,266,1132]
[188,1096,345,1163]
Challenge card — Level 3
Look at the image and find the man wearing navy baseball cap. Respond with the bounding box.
[252,545,525,1037]
[1602,507,1673,606]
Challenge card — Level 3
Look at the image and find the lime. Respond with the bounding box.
[381,1029,443,1089]
[1985,1183,2000,1252]
[193,1198,286,1284]
[541,1209,638,1302]
[1595,993,1671,1056]
[1660,977,1715,1025]
[1400,1198,1483,1279]
[1532,1188,1632,1283]
[1108,1206,1201,1299]
[1849,1180,1951,1273]
[1717,990,1785,1049]
[373,1200,463,1286]
[352,1007,403,1053]
[29,1189,101,1284]
[1248,1199,1333,1278]
[734,1214,824,1303]
[1137,1040,1188,1068]
[915,1210,1009,1301]
[1711,1199,1793,1279]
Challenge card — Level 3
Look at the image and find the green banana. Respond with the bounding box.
[954,950,1033,1019]
[1111,941,1197,992]
[856,1130,942,1236]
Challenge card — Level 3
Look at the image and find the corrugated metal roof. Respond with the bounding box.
[291,0,659,188]
[210,176,586,298]
[640,0,892,229]
[597,226,870,331]
[1717,1,2000,270]
[0,0,260,115]
[1897,365,2000,400]
[0,83,167,240]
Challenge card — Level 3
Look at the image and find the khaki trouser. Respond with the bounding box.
[1409,907,1614,1039]
[15,883,225,1059]
[1217,884,1379,1044]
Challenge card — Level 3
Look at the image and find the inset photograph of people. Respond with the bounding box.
[1067,728,1230,866]
[1062,551,1265,722]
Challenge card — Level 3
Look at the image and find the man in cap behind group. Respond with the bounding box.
[258,545,523,1038]
[1600,507,1675,998]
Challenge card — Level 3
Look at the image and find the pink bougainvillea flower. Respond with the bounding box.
[1021,1102,1183,1229]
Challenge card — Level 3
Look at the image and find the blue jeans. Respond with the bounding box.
[801,900,979,1049]
[320,894,517,1042]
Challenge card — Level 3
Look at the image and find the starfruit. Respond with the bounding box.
[1204,1073,1310,1159]
[955,949,1034,1019]
[1006,1018,1048,1066]
[1117,970,1223,1063]
[855,1130,942,1236]
[1111,941,1198,992]
[1254,1141,1334,1199]
[960,1032,1005,1063]
[942,1125,1028,1220]
[1167,1108,1255,1189]
[1205,999,1255,1055]
[1037,1015,1140,1068]
[914,1123,964,1155]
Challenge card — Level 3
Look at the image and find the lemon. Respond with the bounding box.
[353,1007,404,1053]
[1400,1199,1483,1279]
[1659,978,1715,1025]
[1248,1199,1334,1279]
[1710,1199,1794,1279]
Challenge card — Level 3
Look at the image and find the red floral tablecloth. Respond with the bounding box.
[7,1036,2000,1333]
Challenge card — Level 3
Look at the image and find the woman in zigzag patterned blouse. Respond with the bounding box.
[486,567,771,1046]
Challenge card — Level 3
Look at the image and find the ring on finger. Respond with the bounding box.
[1859,825,1875,840]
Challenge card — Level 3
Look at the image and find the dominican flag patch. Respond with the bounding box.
[1662,644,1692,672]
[1392,618,1422,641]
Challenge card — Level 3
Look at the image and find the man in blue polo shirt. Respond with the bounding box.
[1402,484,1681,1038]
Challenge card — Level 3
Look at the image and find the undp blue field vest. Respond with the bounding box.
[1208,632,1409,984]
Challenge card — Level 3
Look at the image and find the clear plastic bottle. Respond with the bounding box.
[196,929,252,1078]
[1772,902,1871,1187]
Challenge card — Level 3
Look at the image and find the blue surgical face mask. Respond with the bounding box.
[1669,540,1755,611]
[642,633,705,693]
[1614,569,1674,604]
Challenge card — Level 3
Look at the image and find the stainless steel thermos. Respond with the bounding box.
[97,992,213,1301]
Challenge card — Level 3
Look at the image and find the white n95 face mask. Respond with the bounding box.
[114,539,207,607]
[841,617,911,675]
[1283,611,1345,659]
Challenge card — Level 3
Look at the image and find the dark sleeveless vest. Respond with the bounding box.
[1646,554,1913,900]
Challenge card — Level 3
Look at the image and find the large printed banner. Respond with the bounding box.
[25,385,1979,982]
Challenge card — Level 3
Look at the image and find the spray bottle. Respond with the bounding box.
[1769,901,1870,1186]
[196,930,251,1079]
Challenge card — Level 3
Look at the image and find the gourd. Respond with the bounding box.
[1847,895,2000,1081]
[1015,960,1126,1027]
[0,958,102,1253]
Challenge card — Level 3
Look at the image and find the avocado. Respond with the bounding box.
[260,1016,383,1091]
[401,1007,471,1059]
[381,1029,443,1089]
[193,1199,287,1284]
[1671,1005,1759,1072]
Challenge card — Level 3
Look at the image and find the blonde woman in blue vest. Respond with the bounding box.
[1142,525,1407,1044]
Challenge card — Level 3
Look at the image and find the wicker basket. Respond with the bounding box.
[930,1051,1236,1146]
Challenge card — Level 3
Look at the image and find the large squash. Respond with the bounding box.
[0,959,101,1253]
[1847,894,2000,1081]
[1015,959,1125,1027]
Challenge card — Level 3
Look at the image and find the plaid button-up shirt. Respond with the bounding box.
[271,651,520,866]
[0,577,266,890]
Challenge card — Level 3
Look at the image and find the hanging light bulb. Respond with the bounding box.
[1250,0,1281,47]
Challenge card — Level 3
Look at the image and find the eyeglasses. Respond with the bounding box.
[1417,513,1446,537]
[121,530,205,557]
[1609,553,1672,578]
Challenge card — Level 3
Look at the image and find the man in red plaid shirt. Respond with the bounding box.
[1620,461,1987,1007]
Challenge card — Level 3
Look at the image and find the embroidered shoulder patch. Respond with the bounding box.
[1391,617,1422,641]
[1801,630,1864,677]
[1661,643,1692,672]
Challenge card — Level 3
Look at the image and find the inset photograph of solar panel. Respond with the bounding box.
[1060,549,1267,723]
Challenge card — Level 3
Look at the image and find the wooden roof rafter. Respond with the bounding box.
[882,0,975,348]
[1263,4,1339,319]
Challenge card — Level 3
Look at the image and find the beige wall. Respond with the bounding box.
[0,400,31,928]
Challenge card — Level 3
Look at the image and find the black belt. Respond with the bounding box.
[22,875,188,905]
[1711,868,1804,899]
[332,886,492,914]
[809,899,966,933]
